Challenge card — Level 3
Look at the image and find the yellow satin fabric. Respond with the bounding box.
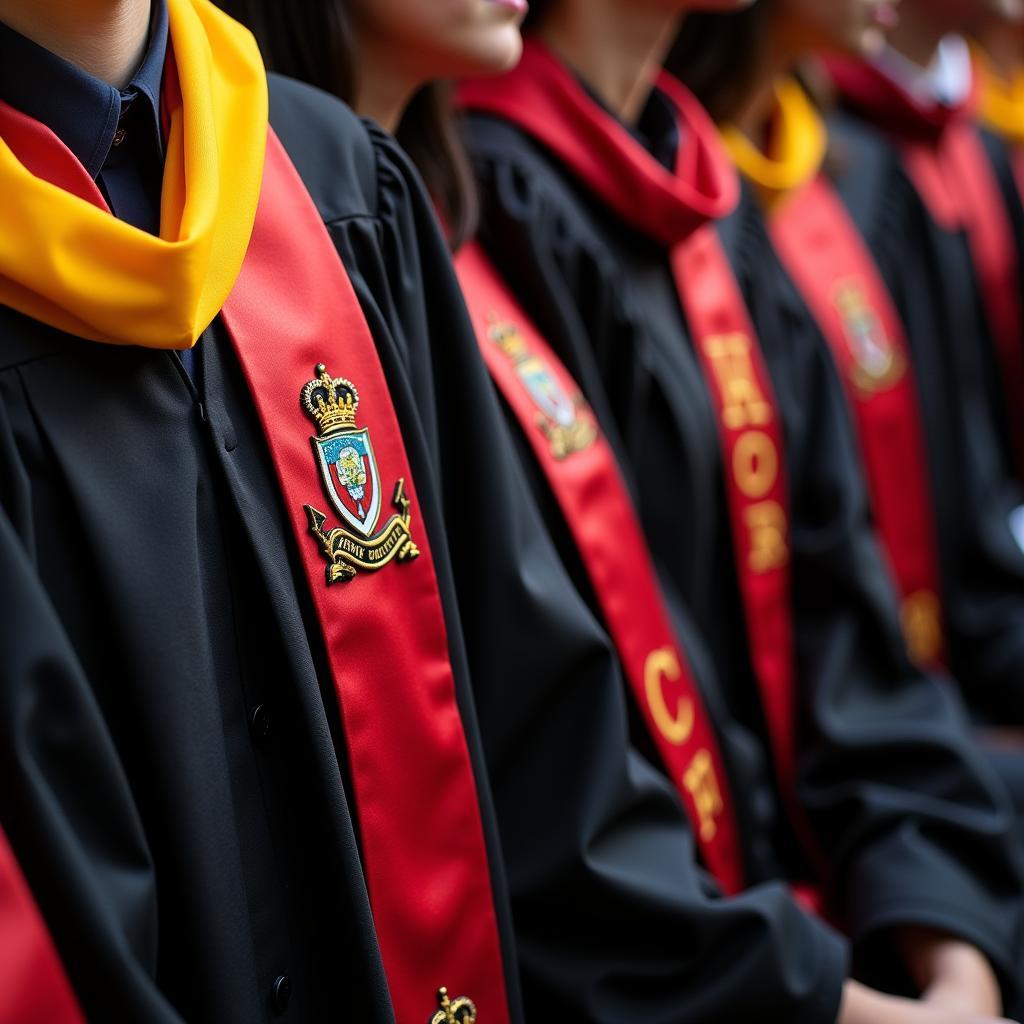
[971,42,1024,147]
[0,0,267,348]
[721,77,827,210]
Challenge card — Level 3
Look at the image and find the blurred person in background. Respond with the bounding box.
[676,0,1024,830]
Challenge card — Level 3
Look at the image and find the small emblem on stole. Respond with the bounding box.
[488,317,597,460]
[430,987,477,1024]
[301,364,420,584]
[834,281,905,395]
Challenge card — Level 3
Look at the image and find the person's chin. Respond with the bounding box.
[463,31,524,76]
[857,25,887,58]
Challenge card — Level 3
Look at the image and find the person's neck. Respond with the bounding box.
[0,0,151,89]
[886,4,950,69]
[353,46,416,133]
[730,29,795,144]
[537,1,684,125]
[975,22,1024,82]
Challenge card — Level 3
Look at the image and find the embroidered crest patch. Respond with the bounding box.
[488,316,597,459]
[833,280,906,395]
[301,364,419,584]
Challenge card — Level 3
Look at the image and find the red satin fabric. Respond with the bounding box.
[221,134,511,1024]
[829,57,1024,480]
[456,240,745,894]
[771,175,947,670]
[0,826,85,1023]
[673,226,800,828]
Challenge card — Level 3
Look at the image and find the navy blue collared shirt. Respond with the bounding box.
[0,3,195,374]
[0,1,169,234]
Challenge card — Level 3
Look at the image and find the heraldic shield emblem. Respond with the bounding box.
[833,280,905,395]
[488,317,597,460]
[301,364,420,584]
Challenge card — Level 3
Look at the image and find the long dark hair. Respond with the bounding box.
[523,0,555,33]
[216,0,479,247]
[667,2,775,123]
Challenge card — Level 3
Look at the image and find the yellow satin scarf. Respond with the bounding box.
[971,41,1024,147]
[721,77,827,210]
[0,0,267,348]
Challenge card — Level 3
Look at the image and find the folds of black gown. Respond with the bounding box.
[468,96,1024,1017]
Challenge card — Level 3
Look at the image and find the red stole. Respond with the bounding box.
[828,56,1024,481]
[673,225,799,815]
[0,93,510,1024]
[459,43,806,853]
[456,240,745,893]
[771,174,947,669]
[0,826,84,1023]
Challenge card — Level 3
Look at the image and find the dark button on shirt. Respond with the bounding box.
[0,2,195,375]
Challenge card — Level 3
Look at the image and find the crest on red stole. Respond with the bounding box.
[488,317,597,459]
[301,364,419,584]
[833,280,906,395]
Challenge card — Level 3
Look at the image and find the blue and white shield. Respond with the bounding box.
[518,355,576,428]
[314,427,382,538]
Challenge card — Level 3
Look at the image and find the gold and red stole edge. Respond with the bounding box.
[771,174,947,669]
[456,241,745,894]
[0,96,511,1024]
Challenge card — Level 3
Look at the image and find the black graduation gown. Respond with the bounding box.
[978,126,1024,484]
[827,110,1024,726]
[0,75,537,1024]
[467,96,1024,1010]
[0,70,856,1024]
[356,112,845,1024]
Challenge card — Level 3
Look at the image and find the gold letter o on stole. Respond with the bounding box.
[733,431,778,500]
[644,648,694,745]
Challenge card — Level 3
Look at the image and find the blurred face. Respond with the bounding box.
[978,0,1024,21]
[776,0,900,57]
[905,0,1021,32]
[351,0,526,80]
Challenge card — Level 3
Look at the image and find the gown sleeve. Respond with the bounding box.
[464,118,849,1022]
[734,202,1024,996]
[0,383,185,1023]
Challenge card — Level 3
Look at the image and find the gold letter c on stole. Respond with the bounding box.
[644,648,694,745]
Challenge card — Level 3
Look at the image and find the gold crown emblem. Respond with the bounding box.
[302,364,359,436]
[430,988,477,1024]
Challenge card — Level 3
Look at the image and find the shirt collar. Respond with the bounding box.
[0,0,168,179]
[875,34,973,108]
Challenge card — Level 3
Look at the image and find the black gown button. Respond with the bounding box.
[249,704,272,745]
[271,974,292,1014]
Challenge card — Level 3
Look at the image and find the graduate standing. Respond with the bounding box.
[0,1,536,1020]
[453,0,1024,1018]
